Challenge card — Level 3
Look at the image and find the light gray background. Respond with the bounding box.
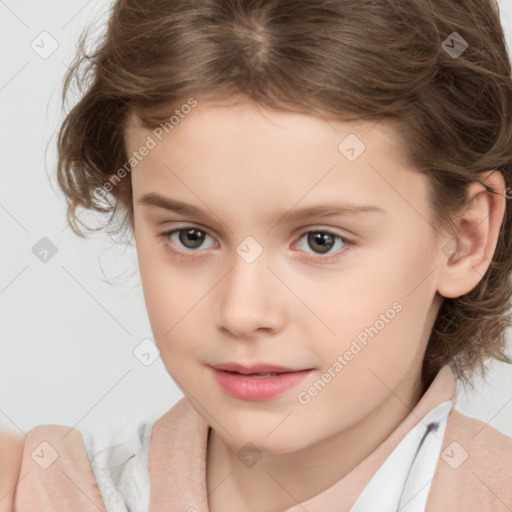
[1,0,512,440]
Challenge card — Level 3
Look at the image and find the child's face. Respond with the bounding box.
[128,98,448,453]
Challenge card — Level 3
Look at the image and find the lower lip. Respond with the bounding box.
[210,367,312,401]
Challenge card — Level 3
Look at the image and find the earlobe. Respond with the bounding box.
[436,170,506,299]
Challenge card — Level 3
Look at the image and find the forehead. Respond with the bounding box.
[125,99,409,170]
[125,98,429,225]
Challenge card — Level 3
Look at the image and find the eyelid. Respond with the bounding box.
[161,224,218,248]
[293,224,354,239]
[158,222,218,242]
[157,225,217,261]
[292,227,354,262]
[160,222,352,243]
[158,223,355,261]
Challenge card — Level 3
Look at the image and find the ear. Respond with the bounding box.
[436,170,507,299]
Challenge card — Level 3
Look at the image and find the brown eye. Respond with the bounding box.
[158,226,217,257]
[178,228,206,249]
[307,231,336,254]
[294,229,353,262]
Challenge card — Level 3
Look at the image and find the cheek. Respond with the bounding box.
[310,235,436,371]
[140,269,203,378]
[140,268,197,339]
[136,231,192,340]
[297,270,432,432]
[135,238,221,378]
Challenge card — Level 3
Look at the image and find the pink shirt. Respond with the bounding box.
[13,364,512,511]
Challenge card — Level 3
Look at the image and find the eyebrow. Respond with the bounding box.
[137,192,385,224]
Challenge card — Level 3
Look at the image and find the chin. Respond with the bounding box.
[216,420,314,454]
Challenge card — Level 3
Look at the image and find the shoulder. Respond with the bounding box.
[0,430,24,512]
[442,409,512,476]
[426,407,512,511]
[446,408,512,461]
[12,423,107,512]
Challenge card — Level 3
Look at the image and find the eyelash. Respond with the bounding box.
[157,225,354,263]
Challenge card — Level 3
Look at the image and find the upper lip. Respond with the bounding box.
[210,362,308,374]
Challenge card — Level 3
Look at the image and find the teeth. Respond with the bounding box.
[251,372,279,378]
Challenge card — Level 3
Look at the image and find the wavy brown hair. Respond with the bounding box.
[56,0,512,394]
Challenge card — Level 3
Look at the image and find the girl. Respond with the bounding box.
[10,0,512,510]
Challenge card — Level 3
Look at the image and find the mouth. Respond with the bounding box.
[208,362,313,401]
[211,362,308,375]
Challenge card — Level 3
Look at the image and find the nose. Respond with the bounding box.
[215,251,286,339]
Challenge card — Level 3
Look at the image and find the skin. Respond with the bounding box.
[126,97,505,512]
